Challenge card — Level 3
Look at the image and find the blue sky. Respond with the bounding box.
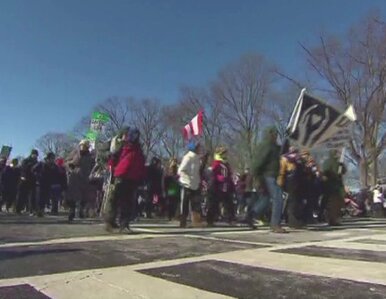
[0,0,385,157]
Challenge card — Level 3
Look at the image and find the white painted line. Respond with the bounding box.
[184,234,272,247]
[0,234,173,248]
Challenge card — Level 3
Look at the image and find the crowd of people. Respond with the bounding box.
[0,125,383,234]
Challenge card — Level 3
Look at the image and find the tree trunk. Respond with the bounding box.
[371,149,378,186]
[360,157,369,187]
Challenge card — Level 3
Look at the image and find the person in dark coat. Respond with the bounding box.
[250,126,287,233]
[322,149,346,226]
[33,152,61,217]
[0,157,7,211]
[147,157,165,217]
[16,149,39,214]
[1,159,21,212]
[164,158,180,221]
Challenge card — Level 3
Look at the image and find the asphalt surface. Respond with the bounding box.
[2,212,386,298]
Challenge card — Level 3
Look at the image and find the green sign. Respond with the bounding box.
[0,145,12,159]
[85,130,98,141]
[92,111,110,123]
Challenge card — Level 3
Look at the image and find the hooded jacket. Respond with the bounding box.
[114,143,146,181]
[211,157,234,194]
[178,151,201,191]
[253,127,280,179]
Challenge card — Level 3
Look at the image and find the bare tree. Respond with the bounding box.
[158,105,185,159]
[96,97,134,139]
[35,132,78,157]
[266,84,302,142]
[131,98,165,159]
[211,54,276,167]
[301,13,386,186]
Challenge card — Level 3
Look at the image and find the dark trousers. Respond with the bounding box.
[207,192,235,224]
[286,192,304,228]
[104,178,137,228]
[16,181,36,213]
[180,187,201,221]
[167,195,179,220]
[3,189,17,210]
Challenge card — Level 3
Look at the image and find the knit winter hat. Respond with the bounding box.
[187,140,199,152]
[128,128,140,144]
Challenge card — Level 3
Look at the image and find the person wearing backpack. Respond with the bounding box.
[207,146,235,226]
[277,147,305,228]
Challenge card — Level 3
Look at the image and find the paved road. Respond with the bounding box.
[1,213,386,299]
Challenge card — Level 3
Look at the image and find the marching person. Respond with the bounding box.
[207,146,235,226]
[251,126,287,233]
[164,158,180,221]
[104,128,146,232]
[66,140,95,221]
[277,147,304,229]
[178,140,203,228]
[33,152,61,217]
[1,158,20,212]
[16,149,39,215]
[322,149,346,226]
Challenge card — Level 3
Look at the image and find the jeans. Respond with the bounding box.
[249,176,283,227]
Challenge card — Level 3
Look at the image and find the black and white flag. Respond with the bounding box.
[287,89,356,149]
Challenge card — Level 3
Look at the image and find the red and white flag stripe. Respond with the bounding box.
[182,110,203,140]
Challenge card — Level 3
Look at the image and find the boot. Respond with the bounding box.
[191,212,204,228]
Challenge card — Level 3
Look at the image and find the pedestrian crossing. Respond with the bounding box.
[1,218,386,298]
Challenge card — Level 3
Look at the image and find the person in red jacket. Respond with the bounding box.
[207,146,235,226]
[104,128,146,233]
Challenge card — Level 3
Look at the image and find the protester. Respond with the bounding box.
[250,126,287,233]
[66,140,95,221]
[147,157,165,217]
[372,185,384,218]
[322,149,346,226]
[55,158,68,211]
[103,128,146,232]
[1,159,20,212]
[207,146,235,226]
[164,158,180,221]
[16,149,39,215]
[33,152,62,217]
[300,150,322,224]
[0,157,7,211]
[277,147,305,229]
[178,140,202,228]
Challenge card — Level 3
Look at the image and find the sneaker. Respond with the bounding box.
[271,226,288,234]
[119,225,132,234]
[104,223,114,233]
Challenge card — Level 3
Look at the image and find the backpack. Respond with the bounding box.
[283,157,305,193]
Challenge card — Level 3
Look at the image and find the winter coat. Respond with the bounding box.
[253,129,280,179]
[66,150,95,183]
[33,161,62,189]
[20,156,39,183]
[1,166,20,193]
[178,151,201,191]
[147,164,163,195]
[323,153,346,196]
[211,160,234,194]
[164,175,180,197]
[113,143,146,182]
